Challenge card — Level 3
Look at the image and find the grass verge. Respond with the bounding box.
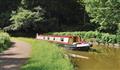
[15,37,73,70]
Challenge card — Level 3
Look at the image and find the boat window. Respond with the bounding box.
[61,38,64,41]
[53,38,55,40]
[47,37,49,40]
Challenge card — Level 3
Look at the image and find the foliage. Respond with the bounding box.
[117,23,120,34]
[0,0,120,34]
[116,35,120,44]
[48,31,120,44]
[0,12,11,28]
[21,0,89,25]
[83,0,120,34]
[0,0,21,29]
[5,0,93,32]
[4,7,44,32]
[0,32,11,52]
[15,38,73,70]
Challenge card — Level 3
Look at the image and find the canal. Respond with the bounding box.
[63,45,120,70]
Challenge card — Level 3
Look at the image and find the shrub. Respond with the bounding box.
[116,35,120,44]
[0,32,11,52]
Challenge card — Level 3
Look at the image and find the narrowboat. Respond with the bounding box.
[36,34,92,50]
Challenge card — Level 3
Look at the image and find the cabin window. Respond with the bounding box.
[47,37,49,40]
[61,38,64,41]
[53,38,55,40]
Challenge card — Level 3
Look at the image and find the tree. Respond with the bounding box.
[20,0,91,31]
[4,7,44,32]
[83,0,120,34]
[0,0,21,29]
[1,0,94,33]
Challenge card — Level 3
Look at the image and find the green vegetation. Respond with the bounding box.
[0,0,120,34]
[48,31,120,44]
[0,0,92,33]
[4,7,43,32]
[0,31,11,52]
[83,0,120,34]
[0,0,120,70]
[0,0,21,28]
[15,38,73,70]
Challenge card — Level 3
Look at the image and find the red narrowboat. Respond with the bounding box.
[36,34,92,50]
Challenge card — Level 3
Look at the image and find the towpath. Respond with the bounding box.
[0,40,31,70]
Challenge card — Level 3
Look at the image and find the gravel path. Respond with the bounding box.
[0,40,31,70]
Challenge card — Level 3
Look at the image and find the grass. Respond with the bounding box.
[14,37,73,70]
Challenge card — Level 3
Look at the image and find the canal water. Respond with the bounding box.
[64,45,120,70]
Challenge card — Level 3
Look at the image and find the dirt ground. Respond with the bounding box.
[0,40,31,70]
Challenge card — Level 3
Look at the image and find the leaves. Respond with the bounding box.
[0,32,10,52]
[83,0,120,33]
[4,7,44,31]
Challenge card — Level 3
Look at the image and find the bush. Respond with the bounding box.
[116,35,120,44]
[0,32,11,52]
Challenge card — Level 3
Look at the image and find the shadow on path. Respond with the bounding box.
[0,57,29,70]
[0,40,31,70]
